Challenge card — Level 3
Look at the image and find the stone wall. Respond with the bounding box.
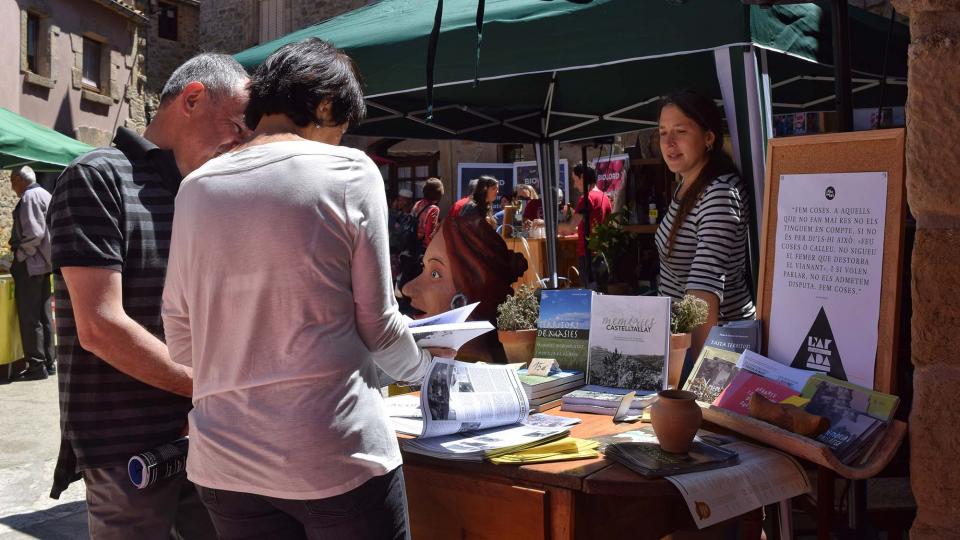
[145,0,200,120]
[199,0,370,57]
[889,1,960,539]
[0,171,14,259]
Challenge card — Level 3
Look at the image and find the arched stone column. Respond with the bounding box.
[891,1,960,538]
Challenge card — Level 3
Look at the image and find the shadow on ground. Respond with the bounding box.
[0,501,88,540]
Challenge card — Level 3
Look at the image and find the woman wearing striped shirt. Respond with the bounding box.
[655,90,756,357]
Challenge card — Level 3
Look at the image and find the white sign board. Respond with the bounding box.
[767,172,887,389]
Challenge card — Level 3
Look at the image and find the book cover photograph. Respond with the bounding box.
[533,289,593,372]
[683,346,742,403]
[586,295,670,393]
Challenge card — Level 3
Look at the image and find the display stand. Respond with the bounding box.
[700,129,908,480]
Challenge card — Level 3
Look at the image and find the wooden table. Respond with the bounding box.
[400,407,763,539]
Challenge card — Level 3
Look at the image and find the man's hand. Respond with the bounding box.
[61,266,193,397]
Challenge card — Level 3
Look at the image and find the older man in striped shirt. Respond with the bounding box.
[48,54,250,539]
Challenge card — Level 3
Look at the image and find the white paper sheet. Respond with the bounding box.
[736,350,815,393]
[767,172,887,388]
[665,442,811,529]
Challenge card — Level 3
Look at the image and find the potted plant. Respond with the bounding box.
[668,294,709,389]
[496,284,540,363]
[586,208,636,294]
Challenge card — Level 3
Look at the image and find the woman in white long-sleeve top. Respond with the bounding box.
[161,38,447,540]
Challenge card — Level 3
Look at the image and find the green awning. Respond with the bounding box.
[235,1,905,143]
[0,108,94,172]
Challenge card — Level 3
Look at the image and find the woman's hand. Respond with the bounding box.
[425,347,458,358]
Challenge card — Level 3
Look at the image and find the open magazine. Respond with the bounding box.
[392,358,569,461]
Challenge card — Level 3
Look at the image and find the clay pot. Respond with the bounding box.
[667,333,692,389]
[650,389,702,454]
[497,329,538,364]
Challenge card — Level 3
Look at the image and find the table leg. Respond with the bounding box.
[547,487,574,540]
[817,466,835,540]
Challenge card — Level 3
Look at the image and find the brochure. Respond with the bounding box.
[605,440,739,478]
[533,289,594,372]
[713,371,799,416]
[683,346,742,404]
[736,350,815,393]
[586,295,671,392]
[801,374,899,422]
[561,385,656,409]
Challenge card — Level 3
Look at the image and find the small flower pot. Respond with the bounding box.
[497,329,538,364]
[650,389,702,454]
[668,332,692,389]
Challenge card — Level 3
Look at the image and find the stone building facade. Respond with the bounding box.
[144,0,200,119]
[890,1,960,537]
[0,0,149,255]
[198,0,373,59]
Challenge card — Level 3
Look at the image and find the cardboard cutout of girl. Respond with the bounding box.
[402,216,528,363]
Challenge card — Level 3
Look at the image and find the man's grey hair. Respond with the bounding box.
[159,53,248,104]
[14,166,36,184]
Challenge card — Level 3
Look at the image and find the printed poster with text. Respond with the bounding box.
[768,172,887,389]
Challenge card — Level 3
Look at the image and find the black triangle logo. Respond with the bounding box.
[791,307,846,380]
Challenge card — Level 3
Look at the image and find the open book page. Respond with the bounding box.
[419,358,529,439]
[664,442,811,530]
[410,321,494,350]
[407,302,479,328]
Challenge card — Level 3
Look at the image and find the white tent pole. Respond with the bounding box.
[713,47,743,172]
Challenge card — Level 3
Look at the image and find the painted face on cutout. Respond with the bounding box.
[658,104,715,178]
[401,228,459,317]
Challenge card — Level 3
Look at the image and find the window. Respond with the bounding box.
[82,37,102,91]
[259,0,290,43]
[26,13,40,73]
[158,2,178,41]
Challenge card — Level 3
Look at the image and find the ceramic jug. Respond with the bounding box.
[650,389,702,453]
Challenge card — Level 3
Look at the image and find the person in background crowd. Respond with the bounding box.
[48,53,250,538]
[411,178,444,249]
[655,89,755,361]
[493,194,512,228]
[459,175,499,226]
[388,188,415,281]
[558,163,612,288]
[8,165,55,380]
[163,38,450,540]
[448,177,477,218]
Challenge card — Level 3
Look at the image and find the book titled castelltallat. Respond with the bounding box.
[585,295,671,394]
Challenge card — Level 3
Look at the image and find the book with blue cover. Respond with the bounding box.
[533,289,594,372]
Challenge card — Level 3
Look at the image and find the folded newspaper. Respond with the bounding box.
[394,358,569,461]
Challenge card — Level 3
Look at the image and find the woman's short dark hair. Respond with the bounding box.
[573,163,597,186]
[423,178,444,202]
[245,38,366,130]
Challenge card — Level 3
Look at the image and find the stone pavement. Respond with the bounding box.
[0,376,88,539]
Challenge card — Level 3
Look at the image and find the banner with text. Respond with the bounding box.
[767,172,887,389]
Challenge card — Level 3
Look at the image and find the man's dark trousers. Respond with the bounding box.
[10,259,55,371]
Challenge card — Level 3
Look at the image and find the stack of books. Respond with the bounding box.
[560,385,654,416]
[518,369,585,412]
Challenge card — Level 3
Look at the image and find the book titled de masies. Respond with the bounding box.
[533,289,594,372]
[586,295,671,394]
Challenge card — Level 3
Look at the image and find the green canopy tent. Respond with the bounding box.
[0,108,93,172]
[236,0,907,285]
